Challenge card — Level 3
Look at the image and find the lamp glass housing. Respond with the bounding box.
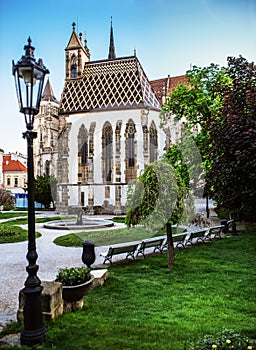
[12,38,49,129]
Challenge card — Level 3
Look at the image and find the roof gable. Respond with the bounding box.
[66,31,83,50]
[59,56,160,113]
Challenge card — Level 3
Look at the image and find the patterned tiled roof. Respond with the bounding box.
[59,56,161,114]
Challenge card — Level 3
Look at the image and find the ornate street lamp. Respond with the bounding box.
[12,37,49,346]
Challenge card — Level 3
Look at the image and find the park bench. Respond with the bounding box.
[185,229,207,246]
[161,232,190,250]
[136,236,165,258]
[100,242,140,265]
[227,219,235,233]
[202,225,225,241]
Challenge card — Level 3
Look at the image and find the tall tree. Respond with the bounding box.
[125,160,188,268]
[34,174,56,209]
[208,56,256,220]
[161,56,256,220]
[161,64,228,203]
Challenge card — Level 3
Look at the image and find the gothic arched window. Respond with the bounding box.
[78,125,88,165]
[45,160,50,176]
[126,120,136,167]
[71,54,77,78]
[102,122,113,182]
[149,122,158,163]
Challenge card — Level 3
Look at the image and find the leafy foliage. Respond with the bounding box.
[0,188,16,208]
[125,160,188,267]
[55,266,91,286]
[0,224,17,237]
[34,174,56,208]
[161,56,256,220]
[125,160,182,229]
[207,56,256,220]
[190,328,256,350]
[161,64,227,201]
[161,63,227,127]
[164,128,204,198]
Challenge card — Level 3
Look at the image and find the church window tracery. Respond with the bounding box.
[71,54,77,78]
[45,160,50,175]
[126,120,136,167]
[149,121,158,163]
[125,119,137,182]
[78,124,89,183]
[102,122,113,182]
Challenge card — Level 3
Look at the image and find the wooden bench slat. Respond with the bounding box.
[185,229,207,246]
[100,243,139,264]
[136,237,165,258]
[161,232,189,250]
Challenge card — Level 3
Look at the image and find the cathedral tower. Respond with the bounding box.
[65,22,91,80]
[34,79,59,177]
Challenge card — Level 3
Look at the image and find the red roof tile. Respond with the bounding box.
[3,156,27,172]
[150,75,189,104]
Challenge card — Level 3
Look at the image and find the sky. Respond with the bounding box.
[0,0,255,154]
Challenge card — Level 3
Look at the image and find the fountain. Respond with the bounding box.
[43,205,114,230]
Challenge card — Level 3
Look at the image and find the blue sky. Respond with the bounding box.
[0,0,255,153]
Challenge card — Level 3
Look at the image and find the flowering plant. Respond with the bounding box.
[55,266,91,286]
[190,329,255,350]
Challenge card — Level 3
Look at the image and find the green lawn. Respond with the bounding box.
[53,225,184,247]
[1,224,255,349]
[0,212,27,219]
[0,218,41,243]
[0,216,64,244]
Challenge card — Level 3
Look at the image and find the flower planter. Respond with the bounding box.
[62,277,94,302]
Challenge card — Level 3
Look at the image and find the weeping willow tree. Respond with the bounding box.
[125,160,188,268]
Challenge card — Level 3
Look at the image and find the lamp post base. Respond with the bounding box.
[20,326,47,347]
[20,285,47,346]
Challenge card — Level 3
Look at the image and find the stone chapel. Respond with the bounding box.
[34,22,184,214]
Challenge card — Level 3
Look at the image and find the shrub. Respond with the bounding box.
[111,216,126,223]
[190,329,256,349]
[0,225,17,237]
[55,266,91,286]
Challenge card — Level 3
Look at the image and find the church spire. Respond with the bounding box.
[42,78,58,103]
[108,17,116,60]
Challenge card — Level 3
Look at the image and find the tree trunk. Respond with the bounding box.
[166,222,175,268]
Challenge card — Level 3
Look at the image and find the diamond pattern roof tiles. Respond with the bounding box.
[59,56,160,114]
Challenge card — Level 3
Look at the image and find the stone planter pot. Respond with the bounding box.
[62,277,94,303]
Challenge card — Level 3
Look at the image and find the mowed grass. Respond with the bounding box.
[0,216,63,244]
[0,212,27,219]
[53,226,184,247]
[54,226,163,247]
[1,224,255,349]
[0,218,41,243]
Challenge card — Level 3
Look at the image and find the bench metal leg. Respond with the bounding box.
[103,256,113,265]
[153,246,163,254]
[126,252,136,260]
[136,250,145,259]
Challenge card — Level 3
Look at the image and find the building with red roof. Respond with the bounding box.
[2,155,27,207]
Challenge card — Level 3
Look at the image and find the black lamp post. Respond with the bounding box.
[12,37,49,346]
